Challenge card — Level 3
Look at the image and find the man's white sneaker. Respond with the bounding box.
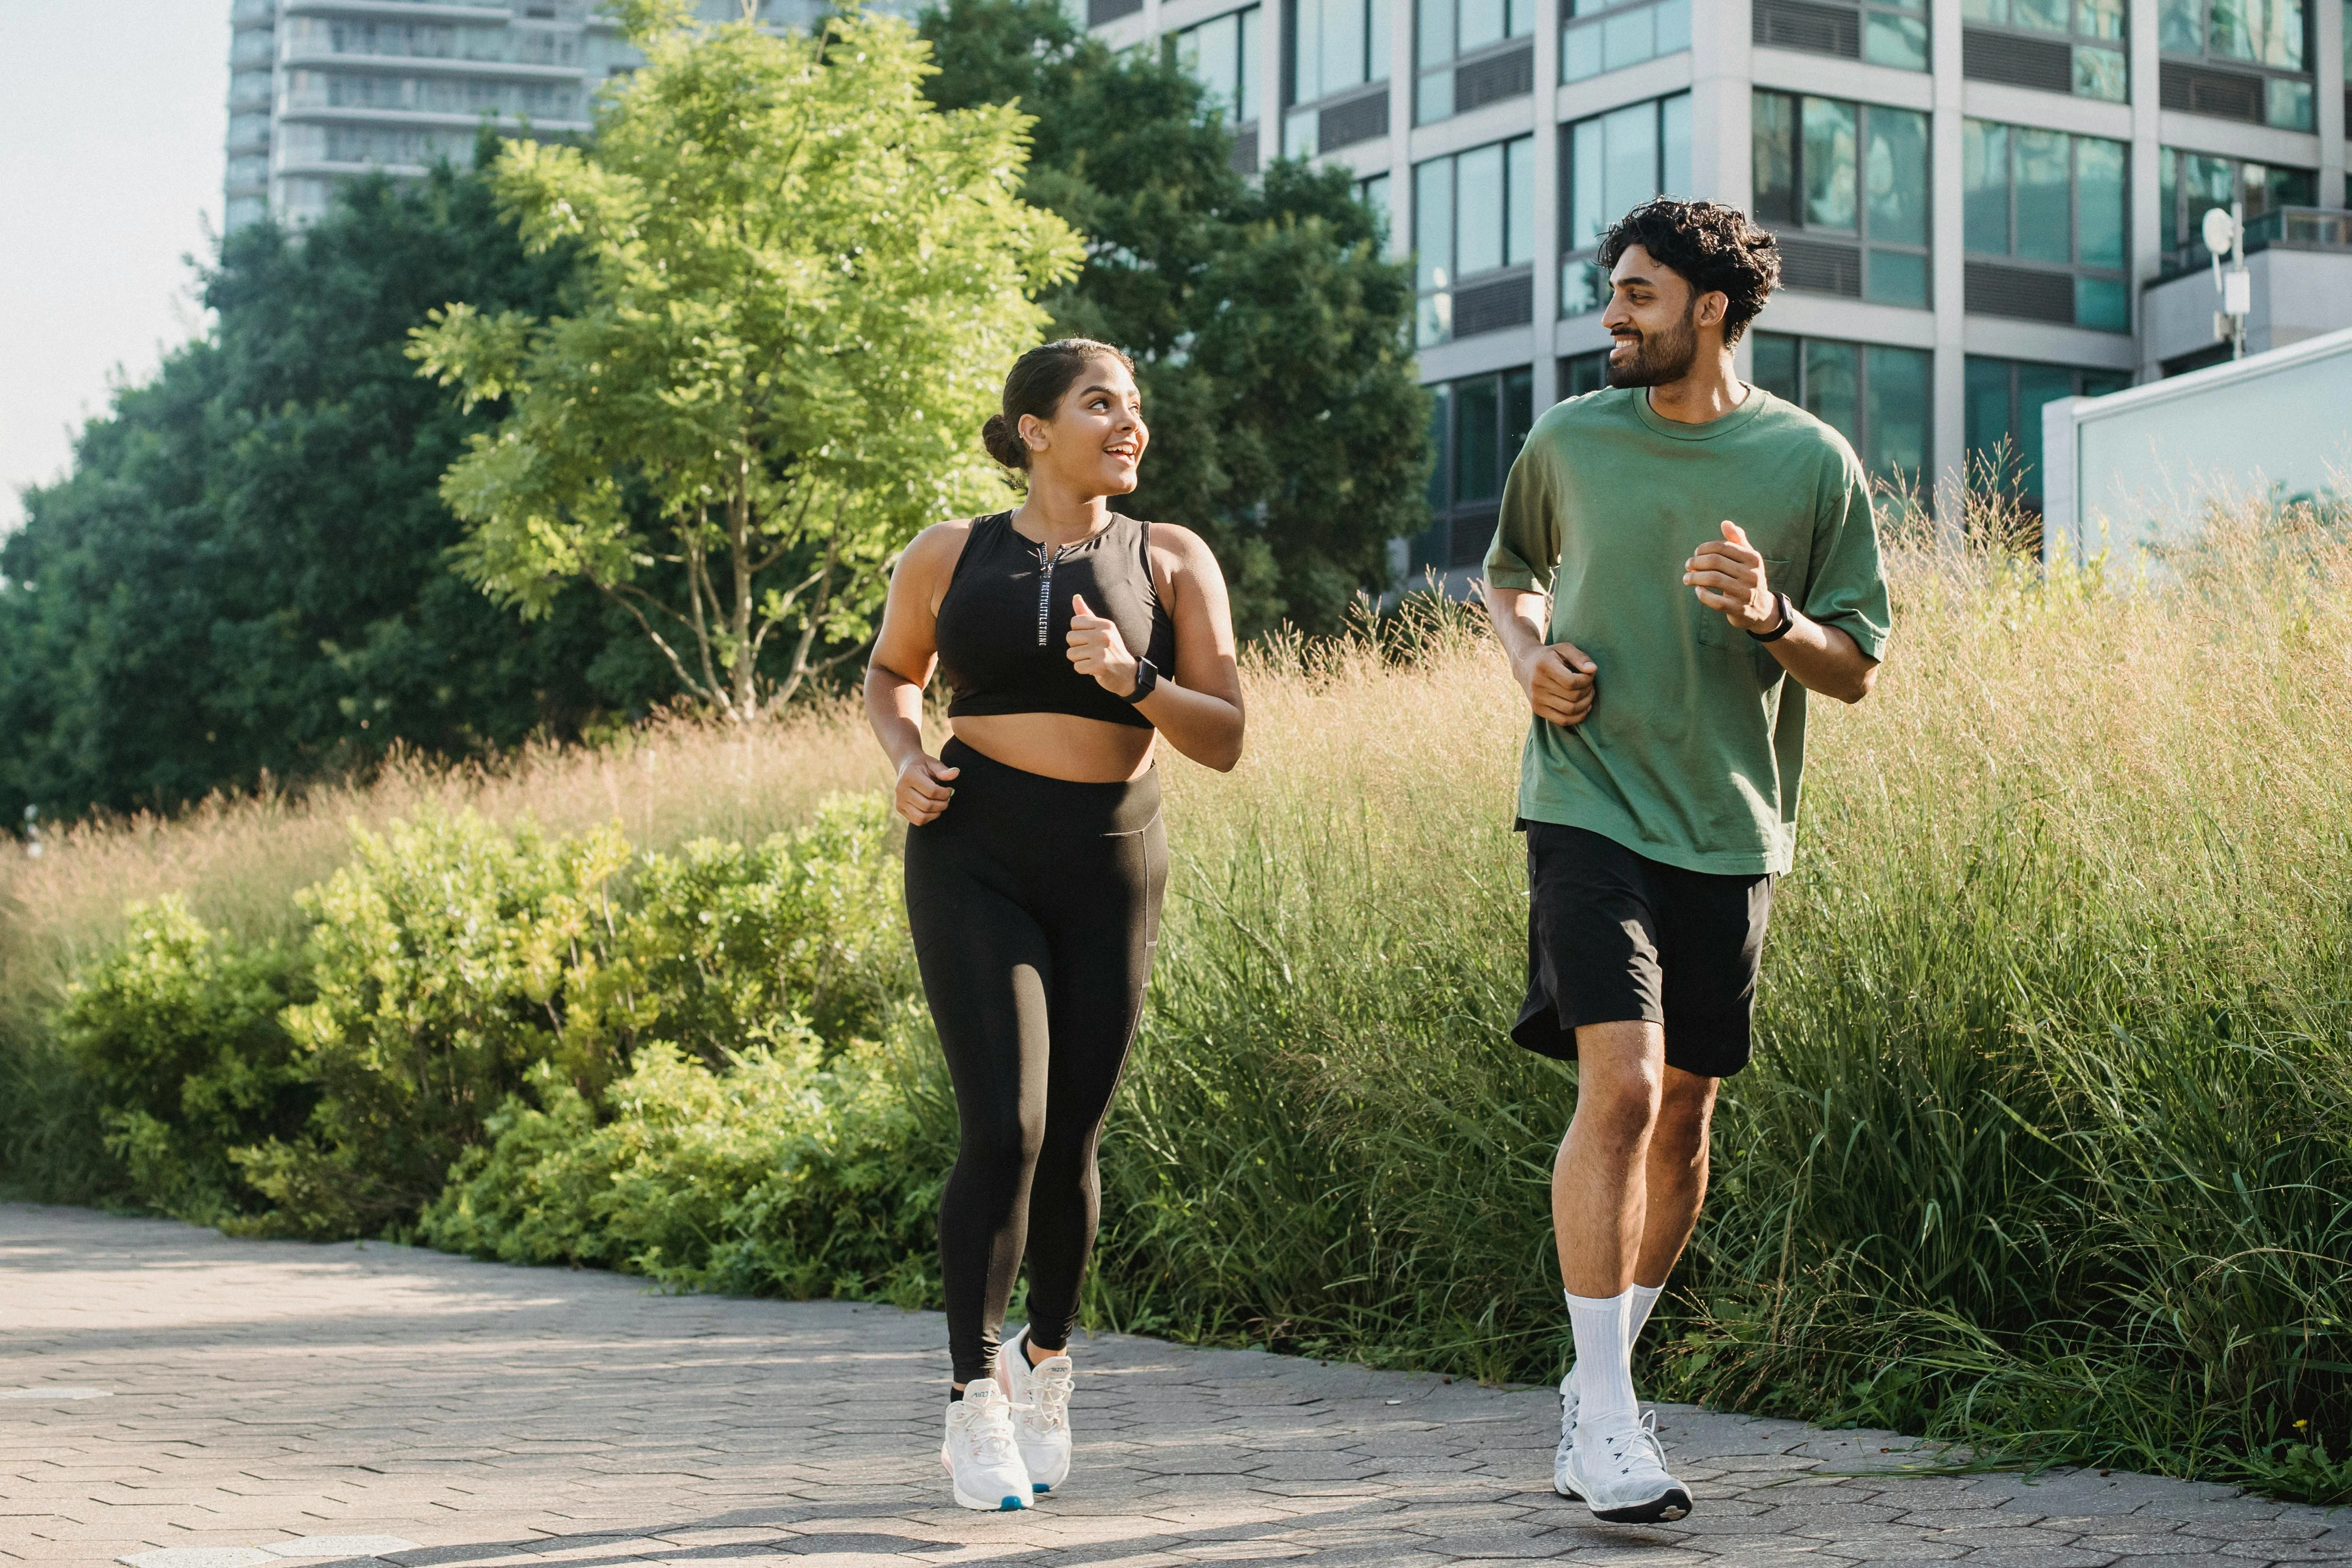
[1561,1409,1691,1524]
[939,1379,1033,1512]
[1553,1367,1582,1499]
[995,1326,1074,1493]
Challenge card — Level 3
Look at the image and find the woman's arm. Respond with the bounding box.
[864,524,968,824]
[1066,524,1245,772]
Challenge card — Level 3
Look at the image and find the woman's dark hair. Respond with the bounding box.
[1598,198,1781,346]
[981,338,1138,471]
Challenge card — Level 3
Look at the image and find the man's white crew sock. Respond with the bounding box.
[1568,1282,1666,1408]
[1564,1288,1636,1429]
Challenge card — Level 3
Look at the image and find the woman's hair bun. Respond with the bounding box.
[980,412,1028,471]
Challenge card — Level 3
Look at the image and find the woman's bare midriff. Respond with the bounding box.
[950,712,1157,783]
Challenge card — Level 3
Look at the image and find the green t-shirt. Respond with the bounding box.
[1483,384,1891,877]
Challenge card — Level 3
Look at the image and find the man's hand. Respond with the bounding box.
[892,752,960,826]
[1067,592,1141,695]
[1516,640,1598,726]
[1684,521,1781,634]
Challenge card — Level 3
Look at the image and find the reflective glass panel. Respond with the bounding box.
[2075,275,2128,330]
[1802,97,1859,231]
[1455,375,1502,502]
[1562,350,1609,395]
[1425,382,1452,509]
[1504,368,1535,455]
[1563,21,1603,78]
[1662,91,1692,194]
[1420,0,1457,67]
[1964,0,2011,21]
[1865,13,1929,67]
[1753,92,1797,225]
[1868,249,1931,306]
[1802,340,1861,448]
[2013,127,2071,264]
[1457,143,1506,277]
[2078,0,2125,38]
[2074,46,2127,99]
[1963,357,2016,483]
[1751,332,1800,402]
[1571,117,1608,247]
[1241,7,1265,117]
[2157,0,2200,48]
[1865,107,1930,245]
[2265,78,2313,129]
[1461,0,1507,53]
[1293,0,1324,100]
[1416,158,1453,290]
[1321,0,1367,94]
[1507,136,1536,266]
[1603,98,1661,233]
[1866,345,1933,482]
[1603,6,1652,70]
[2013,0,2067,30]
[2014,362,2073,501]
[2076,136,2126,268]
[1658,0,1692,53]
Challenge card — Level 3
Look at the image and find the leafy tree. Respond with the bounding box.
[411,2,1083,719]
[0,163,657,824]
[922,0,1432,634]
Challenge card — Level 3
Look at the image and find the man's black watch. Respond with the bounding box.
[1122,657,1160,703]
[1746,592,1796,644]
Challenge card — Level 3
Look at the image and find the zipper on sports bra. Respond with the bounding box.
[1034,541,1069,647]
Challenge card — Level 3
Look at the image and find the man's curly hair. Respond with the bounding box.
[1597,198,1782,346]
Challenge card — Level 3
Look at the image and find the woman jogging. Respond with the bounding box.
[864,339,1245,1512]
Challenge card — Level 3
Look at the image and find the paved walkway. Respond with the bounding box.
[3,1203,2346,1568]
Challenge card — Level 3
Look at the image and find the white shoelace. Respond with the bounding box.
[1597,1410,1670,1476]
[959,1399,1021,1468]
[1029,1363,1073,1433]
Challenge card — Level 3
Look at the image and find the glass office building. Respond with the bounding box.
[1097,0,2351,548]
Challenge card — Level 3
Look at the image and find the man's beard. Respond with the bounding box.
[1605,301,1700,388]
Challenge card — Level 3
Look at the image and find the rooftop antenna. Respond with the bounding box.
[2202,202,2250,360]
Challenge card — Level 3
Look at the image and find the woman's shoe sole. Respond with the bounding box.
[941,1452,1032,1511]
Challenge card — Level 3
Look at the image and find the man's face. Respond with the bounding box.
[1599,244,1716,388]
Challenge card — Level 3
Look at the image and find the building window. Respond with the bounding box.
[1173,8,1264,126]
[1413,367,1536,572]
[1753,92,1932,309]
[1283,0,1391,156]
[1561,94,1691,316]
[2157,0,2313,128]
[1174,6,1265,170]
[1961,0,2127,100]
[1416,0,1535,124]
[1560,350,1610,395]
[2159,149,2317,270]
[1563,0,1691,82]
[1961,119,2128,331]
[1751,333,1934,486]
[1753,0,1928,70]
[1415,135,1536,346]
[1963,356,2132,510]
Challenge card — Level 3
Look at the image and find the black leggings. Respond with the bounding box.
[904,738,1167,1385]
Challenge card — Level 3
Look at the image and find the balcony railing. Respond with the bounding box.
[2153,206,2352,284]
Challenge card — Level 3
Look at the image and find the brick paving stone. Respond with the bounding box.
[7,1203,2350,1568]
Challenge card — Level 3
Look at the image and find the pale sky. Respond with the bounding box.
[0,1,229,532]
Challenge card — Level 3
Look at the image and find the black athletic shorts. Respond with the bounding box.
[1511,821,1774,1080]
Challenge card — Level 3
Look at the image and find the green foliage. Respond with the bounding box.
[922,0,1432,634]
[421,1033,950,1304]
[236,808,636,1237]
[51,899,314,1222]
[412,7,1083,718]
[0,162,657,826]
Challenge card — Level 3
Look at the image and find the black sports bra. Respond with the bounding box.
[935,511,1177,731]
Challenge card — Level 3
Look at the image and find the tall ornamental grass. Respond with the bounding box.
[4,502,2351,1500]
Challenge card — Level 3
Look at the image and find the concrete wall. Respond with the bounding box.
[2141,250,2352,376]
[2044,325,2352,564]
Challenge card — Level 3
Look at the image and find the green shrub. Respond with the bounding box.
[422,1024,950,1305]
[51,898,313,1223]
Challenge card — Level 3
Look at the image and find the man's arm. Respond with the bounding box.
[1482,582,1598,726]
[1684,521,1879,704]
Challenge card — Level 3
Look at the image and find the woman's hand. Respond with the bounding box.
[1067,593,1141,696]
[893,752,961,826]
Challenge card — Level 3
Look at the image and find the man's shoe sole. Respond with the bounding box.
[1586,1485,1692,1524]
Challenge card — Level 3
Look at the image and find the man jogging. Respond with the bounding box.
[1481,197,1891,1524]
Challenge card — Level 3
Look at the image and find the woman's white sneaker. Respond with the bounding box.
[940,1379,1033,1512]
[995,1326,1074,1493]
[1561,1409,1691,1524]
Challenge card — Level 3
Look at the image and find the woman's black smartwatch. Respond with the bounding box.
[1746,591,1796,643]
[1122,657,1160,703]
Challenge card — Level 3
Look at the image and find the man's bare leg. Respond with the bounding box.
[1634,1065,1718,1289]
[1553,1020,1666,1297]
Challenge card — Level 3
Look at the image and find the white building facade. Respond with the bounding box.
[1092,0,2351,561]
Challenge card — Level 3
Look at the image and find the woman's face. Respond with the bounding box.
[1020,356,1148,496]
